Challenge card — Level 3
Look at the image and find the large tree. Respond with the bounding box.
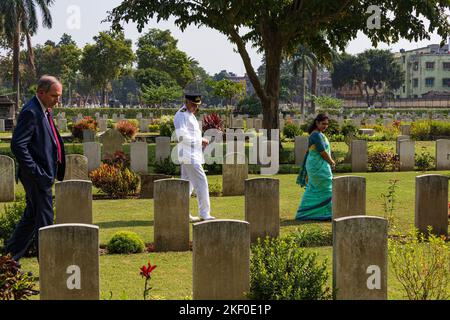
[0,0,55,115]
[331,49,404,107]
[80,31,134,106]
[107,0,450,131]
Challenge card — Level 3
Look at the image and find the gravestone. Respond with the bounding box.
[139,174,172,199]
[55,180,93,224]
[435,139,450,170]
[64,155,89,181]
[254,119,262,131]
[56,118,67,132]
[400,124,411,136]
[415,175,448,237]
[332,176,366,219]
[333,216,388,300]
[0,155,15,202]
[154,179,190,252]
[246,118,254,129]
[395,135,410,154]
[39,224,99,300]
[99,129,125,159]
[358,128,375,136]
[193,220,250,300]
[82,129,95,143]
[98,119,107,132]
[139,119,149,133]
[351,140,368,172]
[245,178,279,243]
[295,136,309,166]
[398,140,415,171]
[0,119,5,132]
[83,142,101,172]
[155,136,171,164]
[130,141,148,174]
[222,152,248,196]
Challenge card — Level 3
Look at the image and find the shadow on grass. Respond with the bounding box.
[96,220,153,229]
[280,218,331,227]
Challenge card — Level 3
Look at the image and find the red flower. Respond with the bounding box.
[140,262,157,279]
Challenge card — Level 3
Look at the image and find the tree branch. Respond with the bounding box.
[228,27,267,102]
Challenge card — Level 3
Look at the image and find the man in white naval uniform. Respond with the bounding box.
[174,94,215,222]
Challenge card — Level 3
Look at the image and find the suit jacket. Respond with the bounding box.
[11,96,66,190]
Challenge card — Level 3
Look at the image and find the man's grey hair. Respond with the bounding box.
[37,75,62,92]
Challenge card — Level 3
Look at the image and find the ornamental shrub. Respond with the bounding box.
[368,145,399,172]
[283,122,302,139]
[71,117,98,141]
[115,120,138,140]
[202,113,224,133]
[389,227,450,300]
[415,152,435,172]
[249,236,332,300]
[0,254,39,300]
[0,199,26,252]
[106,231,145,254]
[89,163,139,199]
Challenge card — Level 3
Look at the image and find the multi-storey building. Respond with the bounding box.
[394,44,450,98]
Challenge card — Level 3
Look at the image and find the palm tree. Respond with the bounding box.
[291,45,317,116]
[0,0,54,117]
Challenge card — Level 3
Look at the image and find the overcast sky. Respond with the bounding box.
[28,0,450,75]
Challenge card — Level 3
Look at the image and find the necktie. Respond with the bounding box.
[46,108,62,163]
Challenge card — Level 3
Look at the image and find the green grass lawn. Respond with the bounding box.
[2,170,449,300]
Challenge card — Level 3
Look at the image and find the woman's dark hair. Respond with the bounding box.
[307,113,330,134]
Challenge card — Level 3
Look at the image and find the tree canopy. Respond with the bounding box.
[107,0,450,129]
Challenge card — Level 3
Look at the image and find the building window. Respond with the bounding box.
[402,56,406,64]
[425,78,435,87]
[402,86,406,93]
[426,62,435,69]
[443,62,450,70]
[413,62,419,71]
[413,78,419,87]
[443,78,450,87]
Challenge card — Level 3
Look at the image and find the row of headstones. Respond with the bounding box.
[294,137,450,171]
[37,173,448,299]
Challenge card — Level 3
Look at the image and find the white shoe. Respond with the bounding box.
[189,215,201,223]
[200,215,216,221]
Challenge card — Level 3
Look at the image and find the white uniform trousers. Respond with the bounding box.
[181,163,211,218]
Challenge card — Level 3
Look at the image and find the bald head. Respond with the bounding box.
[37,75,62,109]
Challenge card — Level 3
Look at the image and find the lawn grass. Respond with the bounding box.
[3,170,449,300]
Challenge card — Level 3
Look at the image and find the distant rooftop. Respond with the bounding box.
[399,43,450,55]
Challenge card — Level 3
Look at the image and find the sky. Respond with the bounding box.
[26,0,450,76]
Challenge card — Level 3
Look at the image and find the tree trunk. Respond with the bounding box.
[364,84,371,108]
[13,23,21,118]
[310,64,318,114]
[262,46,282,139]
[102,87,107,106]
[300,59,305,116]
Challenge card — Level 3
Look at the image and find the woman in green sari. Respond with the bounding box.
[295,114,335,221]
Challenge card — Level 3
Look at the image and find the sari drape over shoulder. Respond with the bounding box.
[295,132,332,221]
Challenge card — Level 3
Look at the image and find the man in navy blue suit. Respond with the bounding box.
[6,75,66,261]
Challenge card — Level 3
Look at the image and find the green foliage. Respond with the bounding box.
[0,254,39,300]
[380,179,399,230]
[148,124,160,133]
[283,122,302,139]
[158,115,175,137]
[249,236,332,300]
[141,83,183,107]
[388,227,450,300]
[411,120,450,140]
[315,96,344,109]
[324,119,340,136]
[236,95,262,116]
[106,231,145,254]
[206,78,245,105]
[288,227,332,247]
[340,122,358,136]
[0,199,26,251]
[415,152,435,172]
[154,157,177,176]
